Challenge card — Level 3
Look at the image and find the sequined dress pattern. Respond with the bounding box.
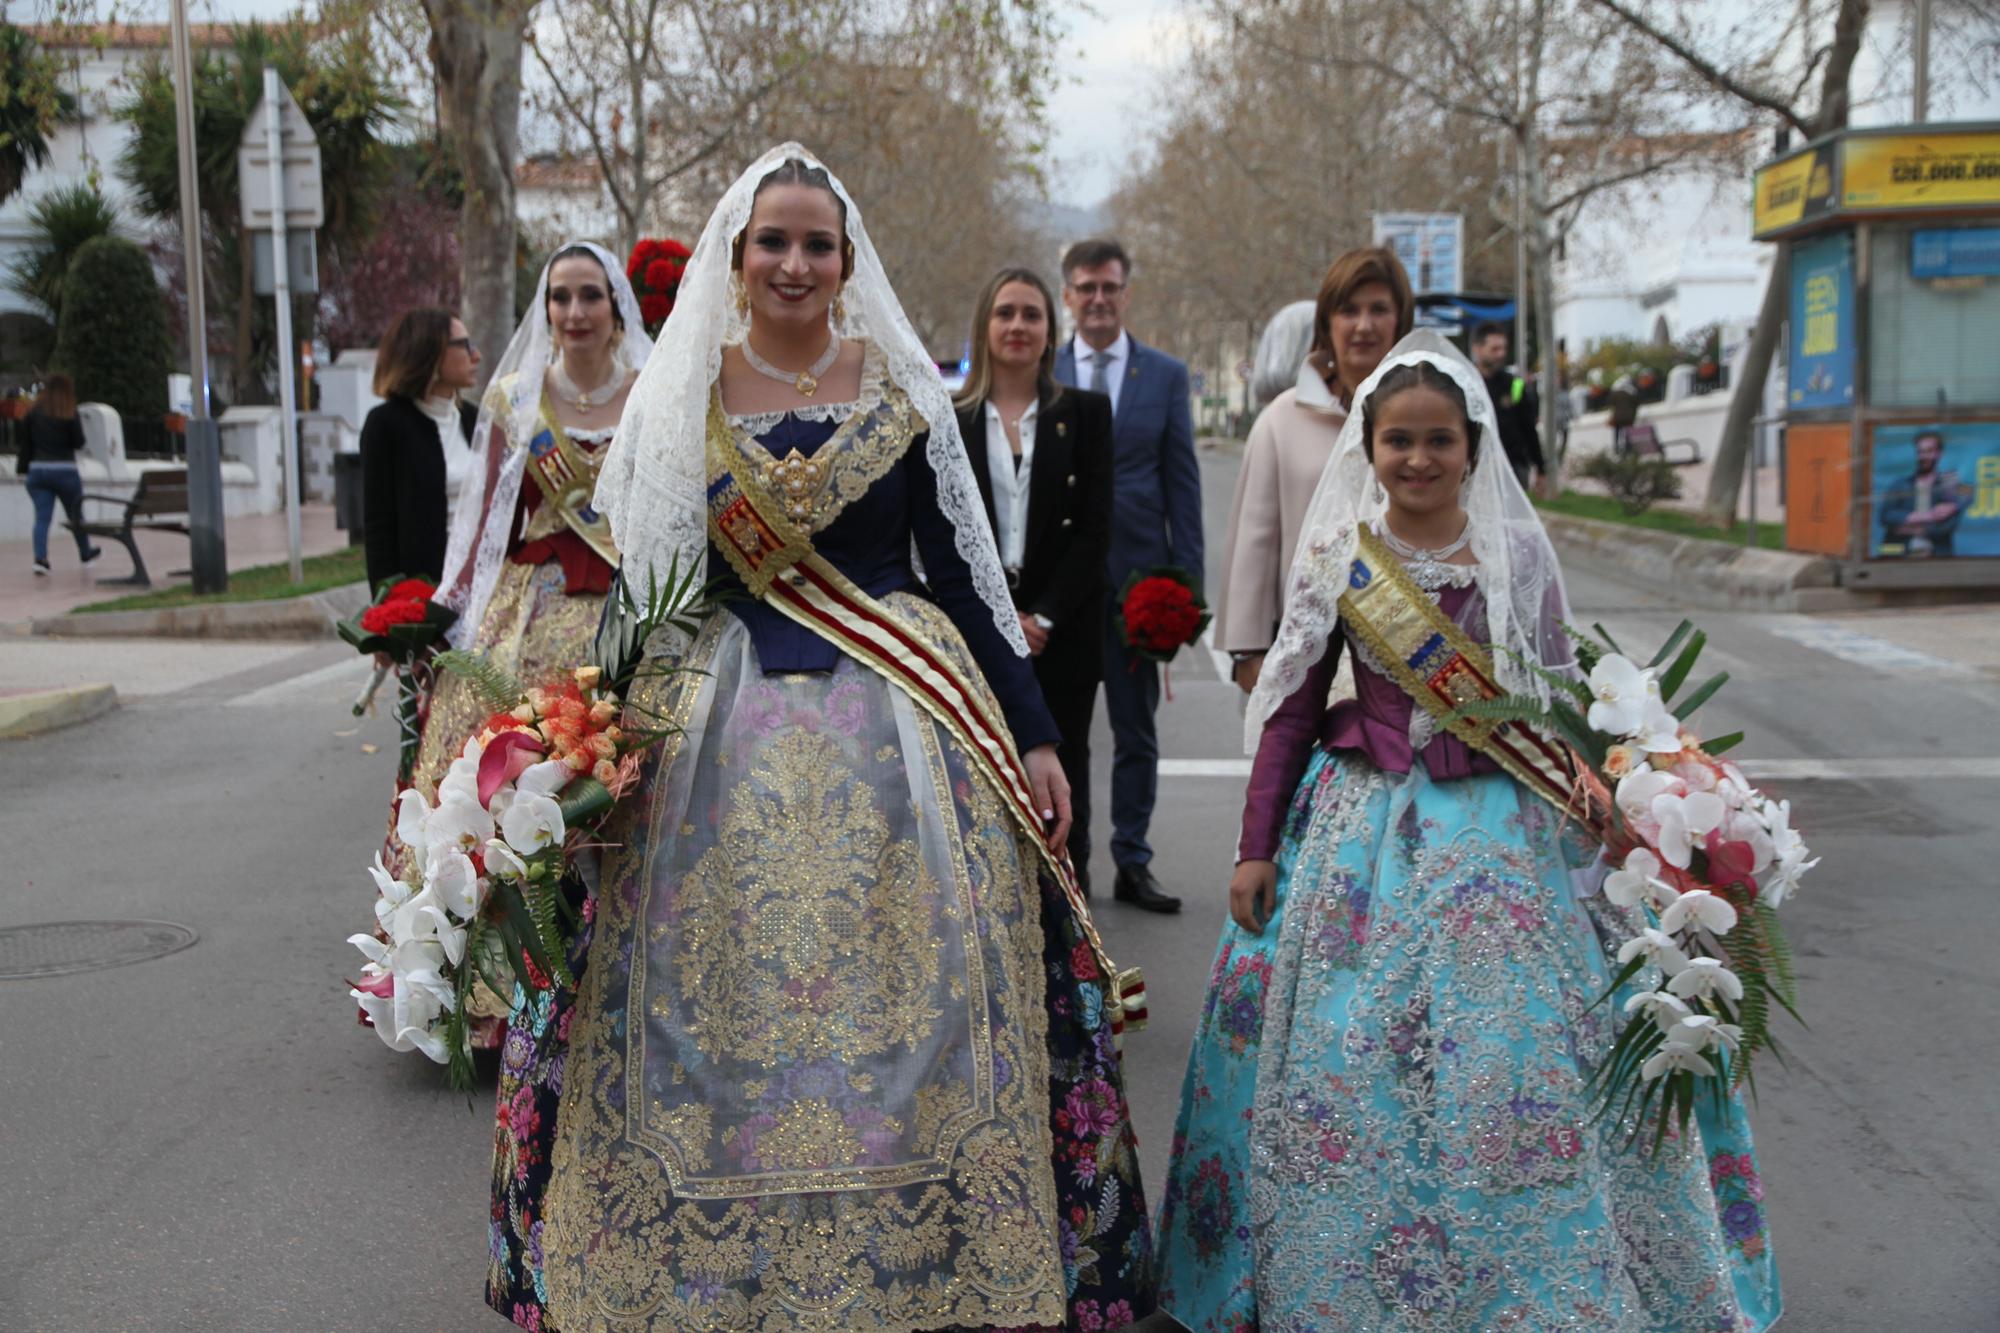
[1154,571,1781,1332]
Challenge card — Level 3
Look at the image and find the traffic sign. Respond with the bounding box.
[239,82,323,230]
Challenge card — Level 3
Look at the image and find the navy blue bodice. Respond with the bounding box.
[710,412,1058,753]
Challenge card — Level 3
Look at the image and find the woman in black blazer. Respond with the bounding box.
[954,267,1114,893]
[360,306,481,590]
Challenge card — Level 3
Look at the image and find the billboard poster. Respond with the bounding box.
[1784,423,1852,557]
[1788,231,1855,410]
[1871,423,2000,559]
[1843,129,2000,213]
[1753,141,1839,238]
[1910,227,2000,279]
[1371,212,1463,295]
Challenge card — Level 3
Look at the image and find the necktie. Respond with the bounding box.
[1089,349,1112,395]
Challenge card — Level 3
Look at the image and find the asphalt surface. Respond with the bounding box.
[3,444,1996,1330]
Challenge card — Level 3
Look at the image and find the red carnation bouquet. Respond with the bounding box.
[1117,566,1210,663]
[338,575,460,776]
[627,237,691,334]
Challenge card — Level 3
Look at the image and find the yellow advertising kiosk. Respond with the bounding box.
[1754,122,2000,587]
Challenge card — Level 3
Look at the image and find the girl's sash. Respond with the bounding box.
[704,396,1146,1038]
[521,403,619,566]
[1338,528,1585,819]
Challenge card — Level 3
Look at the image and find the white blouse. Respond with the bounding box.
[982,398,1038,571]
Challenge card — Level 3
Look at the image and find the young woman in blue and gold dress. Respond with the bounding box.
[482,147,1156,1333]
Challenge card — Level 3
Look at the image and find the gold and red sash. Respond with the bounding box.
[705,396,1146,1037]
[521,402,619,566]
[1339,527,1587,820]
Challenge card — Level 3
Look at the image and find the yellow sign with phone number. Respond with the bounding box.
[1843,131,2000,210]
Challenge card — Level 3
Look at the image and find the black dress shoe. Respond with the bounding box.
[1113,864,1181,913]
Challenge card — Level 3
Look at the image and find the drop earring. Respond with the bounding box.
[830,288,847,328]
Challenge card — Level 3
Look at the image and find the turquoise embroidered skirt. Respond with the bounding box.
[1155,748,1782,1331]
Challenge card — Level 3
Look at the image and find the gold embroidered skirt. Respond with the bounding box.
[540,598,1064,1331]
[409,559,607,801]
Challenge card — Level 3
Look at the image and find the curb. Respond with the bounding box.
[1541,513,1838,612]
[0,683,118,739]
[32,581,371,641]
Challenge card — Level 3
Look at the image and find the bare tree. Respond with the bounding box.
[1588,0,1868,524]
[420,0,534,389]
[521,0,1054,257]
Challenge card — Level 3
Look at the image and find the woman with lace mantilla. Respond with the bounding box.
[507,149,1155,1333]
[1154,333,1780,1331]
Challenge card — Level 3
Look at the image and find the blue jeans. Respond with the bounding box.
[25,463,92,564]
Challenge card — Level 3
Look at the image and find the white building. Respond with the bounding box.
[1553,0,2000,355]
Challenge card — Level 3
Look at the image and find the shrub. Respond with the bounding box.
[7,181,118,317]
[52,234,169,424]
[1579,451,1683,515]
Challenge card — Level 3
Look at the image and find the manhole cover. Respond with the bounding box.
[0,920,199,979]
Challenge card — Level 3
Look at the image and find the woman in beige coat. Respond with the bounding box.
[1215,246,1414,691]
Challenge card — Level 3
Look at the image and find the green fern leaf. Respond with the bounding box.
[433,649,525,712]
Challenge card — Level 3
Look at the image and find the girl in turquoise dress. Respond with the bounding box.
[1154,334,1781,1332]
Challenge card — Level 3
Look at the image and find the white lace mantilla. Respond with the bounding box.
[727,399,861,435]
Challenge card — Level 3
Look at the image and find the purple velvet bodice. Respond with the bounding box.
[1238,580,1500,862]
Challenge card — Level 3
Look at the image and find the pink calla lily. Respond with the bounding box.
[478,729,547,806]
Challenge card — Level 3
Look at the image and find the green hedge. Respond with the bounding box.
[52,233,168,424]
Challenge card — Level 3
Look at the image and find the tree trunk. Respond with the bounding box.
[425,1,526,393]
[1701,245,1787,525]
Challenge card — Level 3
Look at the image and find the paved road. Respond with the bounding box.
[3,446,1996,1330]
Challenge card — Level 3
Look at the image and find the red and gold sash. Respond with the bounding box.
[705,395,1147,1037]
[1339,527,1587,820]
[521,403,619,566]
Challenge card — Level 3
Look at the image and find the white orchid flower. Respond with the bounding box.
[1587,654,1658,736]
[459,733,485,764]
[1760,844,1818,908]
[395,788,432,858]
[1624,989,1693,1030]
[424,793,495,857]
[1602,848,1663,907]
[1720,808,1776,875]
[517,758,573,800]
[1617,927,1690,976]
[1658,888,1739,937]
[387,884,464,964]
[501,791,566,855]
[1666,1014,1743,1053]
[350,936,454,1062]
[1632,697,1683,754]
[1641,1041,1716,1080]
[424,847,485,921]
[438,755,481,807]
[367,852,414,933]
[1666,956,1745,1003]
[1651,789,1726,868]
[484,837,531,881]
[1615,767,1684,824]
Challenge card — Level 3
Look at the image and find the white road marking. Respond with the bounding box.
[1160,756,2000,781]
[225,655,373,707]
[1762,620,1973,674]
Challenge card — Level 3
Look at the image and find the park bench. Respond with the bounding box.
[1618,423,1701,466]
[65,467,192,588]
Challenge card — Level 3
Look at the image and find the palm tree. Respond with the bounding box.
[116,20,402,402]
[0,24,75,209]
[6,181,119,318]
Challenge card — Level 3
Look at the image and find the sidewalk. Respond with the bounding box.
[0,503,351,626]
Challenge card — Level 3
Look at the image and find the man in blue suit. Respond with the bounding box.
[1055,238,1202,913]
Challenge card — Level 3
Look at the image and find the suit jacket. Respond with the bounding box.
[1055,335,1204,594]
[957,384,1114,674]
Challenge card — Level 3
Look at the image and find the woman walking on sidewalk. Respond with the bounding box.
[1154,332,1780,1331]
[19,374,102,576]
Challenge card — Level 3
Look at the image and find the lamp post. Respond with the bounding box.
[169,0,226,592]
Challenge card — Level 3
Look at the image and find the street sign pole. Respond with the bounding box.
[170,0,226,592]
[263,66,303,585]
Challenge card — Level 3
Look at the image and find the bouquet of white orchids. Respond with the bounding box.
[1457,619,1813,1152]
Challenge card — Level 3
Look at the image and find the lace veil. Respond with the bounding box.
[437,239,653,644]
[1244,330,1575,751]
[593,142,1027,655]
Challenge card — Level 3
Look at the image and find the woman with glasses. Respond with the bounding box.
[359,307,482,590]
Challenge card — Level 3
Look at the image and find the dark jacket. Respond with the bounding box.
[360,395,475,590]
[21,409,86,466]
[957,384,1115,676]
[1053,336,1203,593]
[1483,368,1545,474]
